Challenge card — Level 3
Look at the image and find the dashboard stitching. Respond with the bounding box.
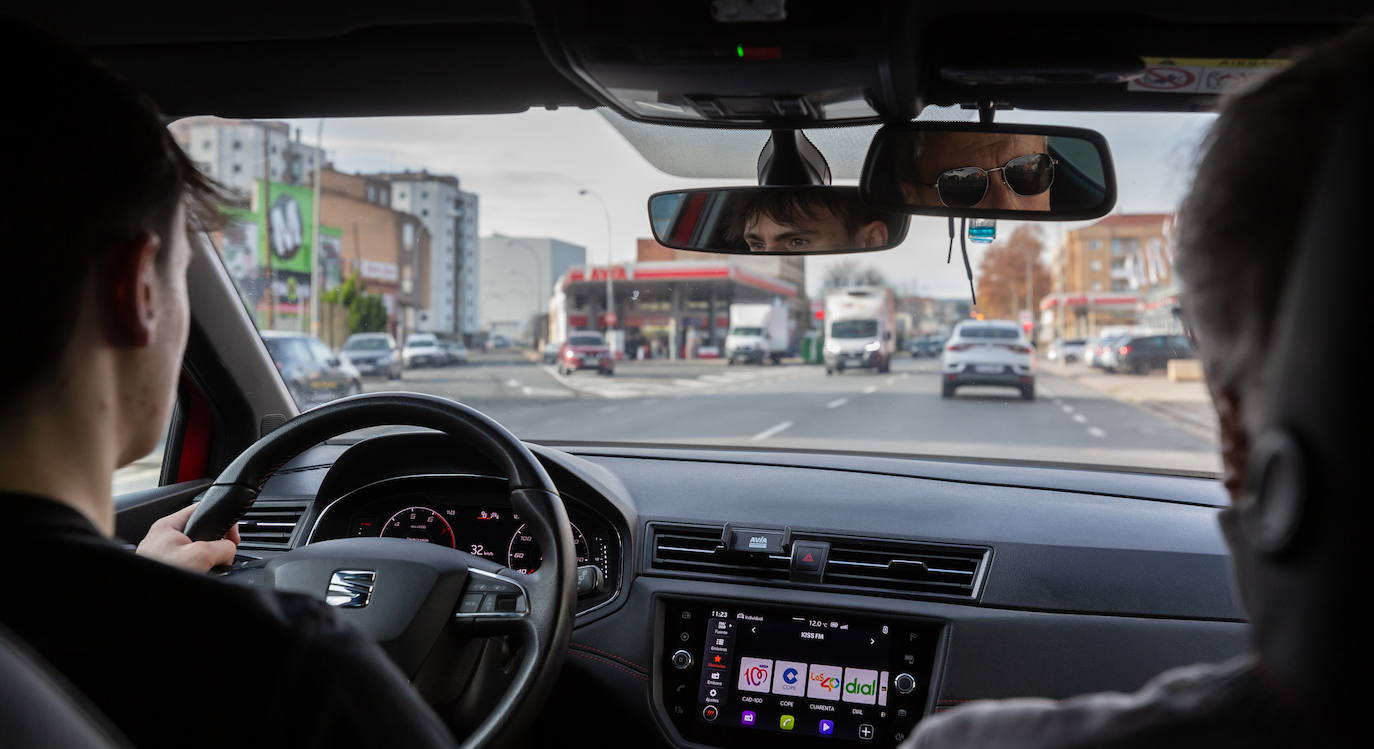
[569,642,647,673]
[567,648,649,680]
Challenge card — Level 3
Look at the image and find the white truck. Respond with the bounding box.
[726,302,789,365]
[824,287,896,374]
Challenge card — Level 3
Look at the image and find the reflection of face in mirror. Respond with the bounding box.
[899,132,1054,212]
[727,191,889,253]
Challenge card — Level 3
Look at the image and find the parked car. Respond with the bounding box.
[1095,334,1136,372]
[261,330,362,408]
[1046,338,1088,364]
[1113,334,1196,375]
[557,332,615,376]
[402,333,442,368]
[941,320,1035,400]
[1085,327,1133,368]
[341,332,402,380]
[437,339,468,365]
[541,342,561,364]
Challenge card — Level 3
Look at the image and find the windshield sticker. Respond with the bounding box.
[1127,57,1289,94]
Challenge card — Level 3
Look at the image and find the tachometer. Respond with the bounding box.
[382,506,456,548]
[506,522,589,574]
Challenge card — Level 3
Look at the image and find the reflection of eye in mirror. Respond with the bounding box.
[647,186,909,255]
[861,124,1115,220]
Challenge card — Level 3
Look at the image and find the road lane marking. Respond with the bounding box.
[863,385,877,394]
[1088,427,1107,438]
[1072,414,1087,423]
[885,377,897,385]
[1061,405,1075,414]
[751,421,793,441]
[826,398,848,409]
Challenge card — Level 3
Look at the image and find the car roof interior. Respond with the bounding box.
[26,2,1365,121]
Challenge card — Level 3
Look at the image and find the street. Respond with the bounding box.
[365,352,1221,475]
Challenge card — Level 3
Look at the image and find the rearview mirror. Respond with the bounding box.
[647,186,909,255]
[860,123,1116,220]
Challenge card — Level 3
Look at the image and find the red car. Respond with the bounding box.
[557,332,615,376]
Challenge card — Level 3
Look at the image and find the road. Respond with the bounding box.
[363,351,1220,475]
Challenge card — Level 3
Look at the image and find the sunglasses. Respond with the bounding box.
[926,153,1058,208]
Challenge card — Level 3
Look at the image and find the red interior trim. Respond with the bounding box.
[175,377,213,483]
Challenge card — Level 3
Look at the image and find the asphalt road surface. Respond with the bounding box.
[364,351,1220,475]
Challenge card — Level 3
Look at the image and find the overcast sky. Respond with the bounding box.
[288,106,1214,299]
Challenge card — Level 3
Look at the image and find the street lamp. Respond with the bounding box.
[578,188,616,350]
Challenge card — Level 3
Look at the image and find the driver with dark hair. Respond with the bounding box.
[0,21,453,748]
[725,189,891,253]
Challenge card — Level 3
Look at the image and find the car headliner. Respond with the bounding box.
[21,2,1364,122]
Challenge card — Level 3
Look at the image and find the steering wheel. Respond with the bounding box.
[182,392,576,747]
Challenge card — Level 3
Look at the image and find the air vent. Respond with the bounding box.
[823,539,985,599]
[650,524,789,581]
[237,500,310,550]
[647,523,987,602]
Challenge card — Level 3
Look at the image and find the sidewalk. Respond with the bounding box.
[1048,362,1218,440]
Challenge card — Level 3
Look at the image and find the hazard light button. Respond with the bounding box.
[790,540,829,583]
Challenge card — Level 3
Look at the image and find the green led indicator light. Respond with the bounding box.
[736,45,744,58]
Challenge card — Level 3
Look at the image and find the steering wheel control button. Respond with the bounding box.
[894,672,918,694]
[671,649,695,670]
[457,593,484,613]
[789,540,830,583]
[575,564,607,595]
[701,705,719,722]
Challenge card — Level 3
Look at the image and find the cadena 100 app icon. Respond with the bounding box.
[737,657,773,693]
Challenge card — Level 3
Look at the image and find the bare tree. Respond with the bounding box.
[822,260,889,291]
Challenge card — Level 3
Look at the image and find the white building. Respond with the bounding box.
[170,118,324,194]
[383,172,481,341]
[480,236,586,344]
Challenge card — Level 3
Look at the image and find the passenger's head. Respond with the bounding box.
[0,20,221,462]
[726,189,890,253]
[1176,26,1374,501]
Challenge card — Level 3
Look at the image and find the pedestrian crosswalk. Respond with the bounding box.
[544,364,817,399]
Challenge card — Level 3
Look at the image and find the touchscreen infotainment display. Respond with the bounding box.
[660,599,941,747]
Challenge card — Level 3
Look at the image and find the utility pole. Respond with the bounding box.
[261,124,276,329]
[579,188,616,353]
[310,119,324,339]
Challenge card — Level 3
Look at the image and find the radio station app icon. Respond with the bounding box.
[842,668,880,704]
[771,660,808,697]
[806,664,844,701]
[737,657,773,693]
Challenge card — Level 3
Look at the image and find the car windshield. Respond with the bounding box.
[186,105,1220,475]
[345,338,389,350]
[831,320,878,338]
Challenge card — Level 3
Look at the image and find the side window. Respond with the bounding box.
[113,421,170,495]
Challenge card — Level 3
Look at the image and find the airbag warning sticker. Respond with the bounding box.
[1127,58,1289,94]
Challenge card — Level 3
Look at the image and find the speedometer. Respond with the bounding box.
[506,522,589,574]
[382,506,456,548]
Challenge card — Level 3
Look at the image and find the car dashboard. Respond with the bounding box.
[232,430,1247,748]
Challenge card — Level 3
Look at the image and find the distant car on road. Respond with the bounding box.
[1046,338,1088,364]
[541,342,561,364]
[403,333,442,368]
[1111,334,1195,375]
[1094,334,1135,372]
[557,332,614,376]
[262,330,362,408]
[438,339,468,365]
[341,332,402,380]
[941,320,1036,400]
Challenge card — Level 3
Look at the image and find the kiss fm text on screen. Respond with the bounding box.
[735,658,889,706]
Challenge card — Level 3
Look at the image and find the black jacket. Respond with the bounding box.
[0,493,455,749]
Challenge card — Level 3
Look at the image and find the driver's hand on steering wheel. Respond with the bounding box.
[135,504,240,573]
